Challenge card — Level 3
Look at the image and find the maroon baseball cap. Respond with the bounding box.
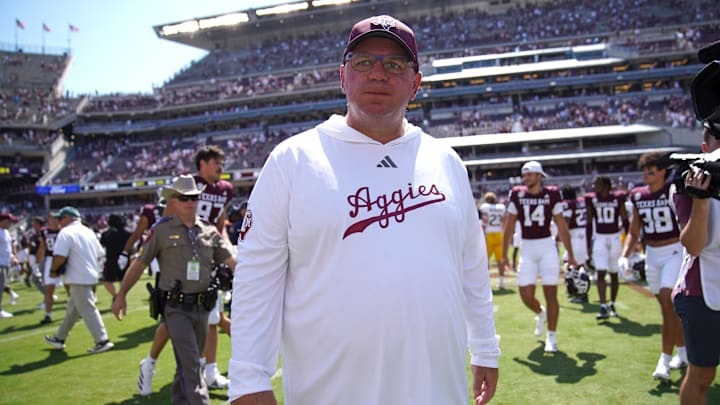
[0,212,17,222]
[343,15,418,67]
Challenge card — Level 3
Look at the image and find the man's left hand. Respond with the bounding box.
[471,365,498,405]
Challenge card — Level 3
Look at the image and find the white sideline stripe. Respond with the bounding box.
[0,305,146,344]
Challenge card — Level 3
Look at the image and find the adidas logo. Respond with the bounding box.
[376,155,397,168]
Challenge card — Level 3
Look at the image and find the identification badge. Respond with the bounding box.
[187,260,200,281]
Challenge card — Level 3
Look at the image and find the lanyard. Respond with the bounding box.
[186,224,199,260]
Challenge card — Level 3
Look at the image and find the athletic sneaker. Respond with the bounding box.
[206,369,229,389]
[39,315,52,325]
[137,358,156,396]
[544,335,558,353]
[87,340,114,354]
[652,358,671,381]
[9,291,18,305]
[608,303,618,317]
[534,307,547,337]
[669,354,688,369]
[44,335,65,349]
[0,310,13,318]
[38,302,45,310]
[596,306,609,320]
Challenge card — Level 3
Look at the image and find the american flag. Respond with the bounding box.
[16,19,25,29]
[69,24,79,32]
[42,23,51,32]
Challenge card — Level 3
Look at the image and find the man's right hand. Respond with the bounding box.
[112,295,127,321]
[617,256,631,278]
[117,252,129,270]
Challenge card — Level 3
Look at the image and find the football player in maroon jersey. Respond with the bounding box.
[502,161,576,353]
[561,185,589,303]
[620,151,685,381]
[36,213,65,324]
[585,176,629,320]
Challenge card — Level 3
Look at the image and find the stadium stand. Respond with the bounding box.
[1,0,718,220]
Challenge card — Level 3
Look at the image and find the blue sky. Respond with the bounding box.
[1,0,287,96]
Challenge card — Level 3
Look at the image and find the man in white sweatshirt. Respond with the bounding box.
[228,15,500,405]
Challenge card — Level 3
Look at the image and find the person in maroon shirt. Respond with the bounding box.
[561,185,589,303]
[121,200,165,267]
[585,176,628,320]
[673,120,720,404]
[37,213,64,324]
[502,161,576,353]
[620,152,685,381]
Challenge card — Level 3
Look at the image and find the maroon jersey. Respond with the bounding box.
[507,185,563,239]
[628,182,680,242]
[41,227,60,256]
[140,203,163,228]
[194,175,233,226]
[27,229,42,255]
[563,197,587,230]
[585,190,627,234]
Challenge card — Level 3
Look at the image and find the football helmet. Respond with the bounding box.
[212,263,233,291]
[565,264,591,297]
[621,252,646,282]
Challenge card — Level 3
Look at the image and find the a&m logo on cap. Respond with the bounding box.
[372,15,397,31]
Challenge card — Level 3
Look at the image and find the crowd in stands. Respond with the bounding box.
[0,129,62,148]
[53,88,694,186]
[78,2,718,115]
[81,69,339,114]
[0,51,79,126]
[165,0,718,84]
[430,91,695,137]
[52,124,302,185]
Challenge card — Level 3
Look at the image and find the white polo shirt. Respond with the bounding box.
[53,219,103,285]
[0,228,12,267]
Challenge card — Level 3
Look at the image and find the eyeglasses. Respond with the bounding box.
[176,195,199,202]
[344,52,415,75]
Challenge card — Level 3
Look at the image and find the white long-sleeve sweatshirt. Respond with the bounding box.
[229,114,500,404]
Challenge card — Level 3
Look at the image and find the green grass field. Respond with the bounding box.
[1,269,719,404]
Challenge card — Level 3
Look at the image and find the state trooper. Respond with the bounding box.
[112,175,236,404]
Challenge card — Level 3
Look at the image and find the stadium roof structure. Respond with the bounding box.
[152,0,527,51]
[423,57,625,83]
[431,43,611,70]
[460,146,685,168]
[152,0,407,51]
[439,124,662,148]
[438,124,690,168]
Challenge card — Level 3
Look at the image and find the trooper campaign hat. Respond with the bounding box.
[161,175,206,202]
